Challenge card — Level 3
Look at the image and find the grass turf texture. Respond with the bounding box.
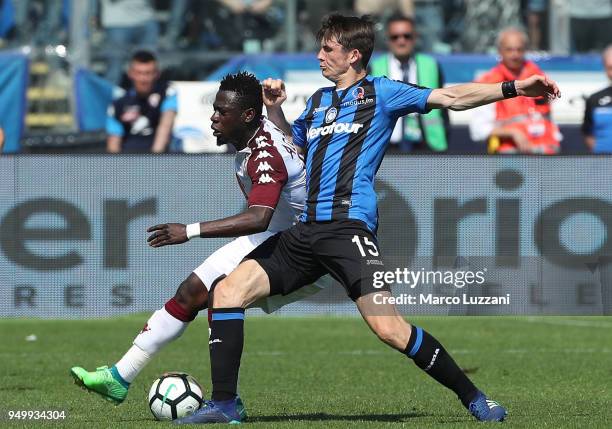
[1,316,611,428]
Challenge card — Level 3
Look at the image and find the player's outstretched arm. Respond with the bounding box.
[146,206,274,247]
[427,74,560,111]
[262,78,291,135]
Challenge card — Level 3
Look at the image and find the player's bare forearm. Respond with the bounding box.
[107,135,122,153]
[427,75,560,111]
[198,206,274,238]
[585,135,595,151]
[151,111,177,153]
[147,206,274,247]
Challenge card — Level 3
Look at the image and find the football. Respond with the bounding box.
[148,372,203,420]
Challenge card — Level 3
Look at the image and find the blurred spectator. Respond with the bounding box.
[10,0,67,46]
[569,0,612,53]
[582,45,612,153]
[216,0,281,51]
[97,0,159,84]
[525,0,547,50]
[354,0,414,18]
[354,0,414,50]
[440,0,465,51]
[106,51,177,153]
[160,0,189,50]
[301,0,352,50]
[370,15,449,152]
[0,126,4,153]
[413,0,446,52]
[469,28,561,154]
[35,0,66,46]
[460,1,522,53]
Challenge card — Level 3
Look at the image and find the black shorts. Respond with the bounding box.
[246,220,390,301]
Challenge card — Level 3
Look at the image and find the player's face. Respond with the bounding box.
[210,91,247,145]
[317,37,356,83]
[498,33,526,74]
[387,21,416,60]
[604,53,612,82]
[128,61,159,95]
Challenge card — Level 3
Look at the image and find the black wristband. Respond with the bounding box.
[502,80,518,99]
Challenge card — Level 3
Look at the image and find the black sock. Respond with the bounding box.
[404,325,479,408]
[209,308,245,401]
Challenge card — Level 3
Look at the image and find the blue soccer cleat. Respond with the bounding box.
[173,396,247,425]
[468,391,507,422]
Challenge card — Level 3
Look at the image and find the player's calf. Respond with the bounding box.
[71,274,210,400]
[207,260,271,403]
[357,294,505,420]
[365,315,411,350]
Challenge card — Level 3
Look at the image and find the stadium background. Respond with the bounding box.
[2,3,612,427]
[1,1,612,318]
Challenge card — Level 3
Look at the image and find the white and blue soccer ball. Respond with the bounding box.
[148,372,203,420]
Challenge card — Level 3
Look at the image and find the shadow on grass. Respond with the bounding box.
[248,412,429,423]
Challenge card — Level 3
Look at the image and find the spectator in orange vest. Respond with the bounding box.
[469,28,561,154]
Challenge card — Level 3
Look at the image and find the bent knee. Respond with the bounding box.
[174,274,209,312]
[212,277,247,308]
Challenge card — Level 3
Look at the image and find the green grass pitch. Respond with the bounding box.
[2,315,611,428]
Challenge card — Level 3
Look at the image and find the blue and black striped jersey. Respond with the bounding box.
[292,75,432,232]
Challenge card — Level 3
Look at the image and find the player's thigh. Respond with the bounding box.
[213,259,272,308]
[192,232,274,290]
[247,224,325,298]
[312,221,390,301]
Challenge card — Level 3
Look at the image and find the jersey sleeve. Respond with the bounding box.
[246,140,288,209]
[291,96,314,148]
[582,95,594,136]
[378,77,433,117]
[106,104,124,137]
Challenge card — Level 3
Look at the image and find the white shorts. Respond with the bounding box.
[192,230,328,313]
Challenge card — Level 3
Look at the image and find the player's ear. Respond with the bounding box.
[242,108,256,123]
[349,49,362,67]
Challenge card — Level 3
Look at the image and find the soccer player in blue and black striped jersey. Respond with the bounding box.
[177,14,561,424]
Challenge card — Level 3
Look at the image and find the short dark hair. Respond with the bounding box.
[386,14,415,30]
[131,50,157,64]
[219,71,263,116]
[316,13,375,68]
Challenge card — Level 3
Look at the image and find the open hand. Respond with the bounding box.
[516,75,561,100]
[147,223,188,248]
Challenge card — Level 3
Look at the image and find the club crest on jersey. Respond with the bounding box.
[148,93,161,107]
[352,86,365,100]
[258,173,276,184]
[325,107,338,123]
